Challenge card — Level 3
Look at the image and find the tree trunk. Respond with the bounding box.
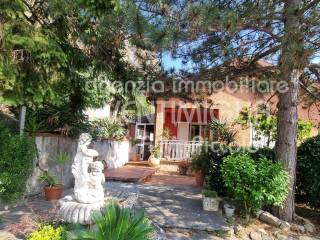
[275,70,300,222]
[274,0,306,222]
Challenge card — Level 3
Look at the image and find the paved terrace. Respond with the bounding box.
[1,166,227,239]
[105,181,226,232]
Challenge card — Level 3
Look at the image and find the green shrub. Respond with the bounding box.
[27,225,64,240]
[297,135,320,209]
[250,147,275,162]
[67,201,154,240]
[192,144,277,197]
[90,119,127,141]
[221,153,288,214]
[192,144,231,195]
[202,189,218,198]
[0,121,36,203]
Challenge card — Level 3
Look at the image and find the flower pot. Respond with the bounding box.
[43,184,64,201]
[178,161,191,175]
[194,170,204,187]
[178,166,188,175]
[148,155,160,167]
[224,204,235,218]
[131,154,140,162]
[203,197,220,211]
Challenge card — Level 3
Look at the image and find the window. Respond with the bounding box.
[201,125,211,140]
[189,124,212,141]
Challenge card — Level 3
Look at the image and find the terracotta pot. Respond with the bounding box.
[131,154,140,162]
[43,184,64,201]
[194,170,204,187]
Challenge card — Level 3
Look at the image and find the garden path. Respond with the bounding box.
[105,181,227,232]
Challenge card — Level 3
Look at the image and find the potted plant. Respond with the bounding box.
[148,144,161,167]
[224,203,236,218]
[178,160,191,175]
[191,152,206,187]
[38,171,63,201]
[202,189,220,211]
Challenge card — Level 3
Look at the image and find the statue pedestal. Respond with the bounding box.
[59,195,104,225]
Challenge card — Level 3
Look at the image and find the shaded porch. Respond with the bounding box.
[154,100,219,161]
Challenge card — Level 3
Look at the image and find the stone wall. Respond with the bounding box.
[91,140,129,169]
[27,135,129,194]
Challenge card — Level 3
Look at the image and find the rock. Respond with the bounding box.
[304,222,316,233]
[290,224,299,232]
[275,233,288,240]
[279,221,291,231]
[256,229,267,235]
[298,225,305,234]
[299,237,316,240]
[295,215,316,234]
[256,209,264,218]
[250,231,262,240]
[0,231,16,240]
[261,234,274,240]
[259,211,282,228]
[290,224,305,234]
[234,225,244,235]
[224,226,235,237]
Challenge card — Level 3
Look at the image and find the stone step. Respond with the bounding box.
[126,161,150,167]
[104,165,158,183]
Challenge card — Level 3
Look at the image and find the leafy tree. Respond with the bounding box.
[0,0,155,116]
[134,0,320,221]
[238,106,313,146]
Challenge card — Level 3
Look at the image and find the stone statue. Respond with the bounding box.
[59,133,105,224]
[72,133,105,204]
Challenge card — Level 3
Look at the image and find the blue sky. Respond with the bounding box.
[161,51,320,73]
[161,52,194,72]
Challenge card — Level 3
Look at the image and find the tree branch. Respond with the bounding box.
[250,45,281,64]
[300,0,320,14]
[299,82,320,101]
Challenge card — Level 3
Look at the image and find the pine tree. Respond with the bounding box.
[134,0,320,221]
[0,0,153,110]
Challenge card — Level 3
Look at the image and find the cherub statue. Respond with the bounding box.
[72,133,105,204]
